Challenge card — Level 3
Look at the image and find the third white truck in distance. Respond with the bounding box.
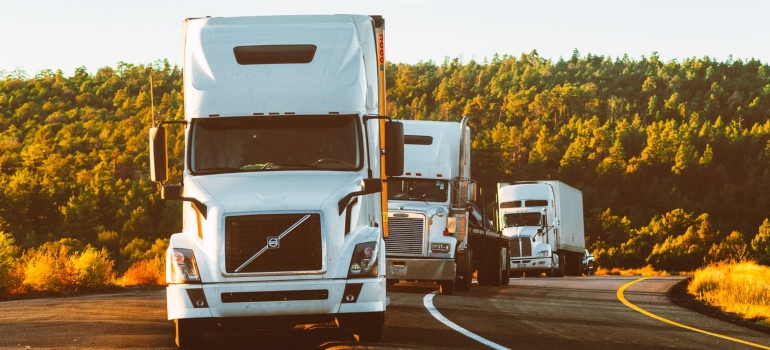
[384,117,512,294]
[497,181,585,277]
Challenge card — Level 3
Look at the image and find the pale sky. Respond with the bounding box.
[2,0,769,76]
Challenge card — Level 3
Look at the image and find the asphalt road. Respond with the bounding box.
[1,276,768,349]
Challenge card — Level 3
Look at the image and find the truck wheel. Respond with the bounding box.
[439,279,455,295]
[488,249,501,287]
[351,312,384,343]
[175,319,204,349]
[555,253,566,277]
[500,249,510,285]
[456,250,473,291]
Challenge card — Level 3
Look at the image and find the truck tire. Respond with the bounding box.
[350,312,385,343]
[554,253,565,277]
[439,279,455,295]
[500,248,510,285]
[488,248,501,287]
[456,250,473,291]
[175,319,204,349]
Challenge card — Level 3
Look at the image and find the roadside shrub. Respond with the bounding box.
[117,238,168,286]
[22,239,117,293]
[70,246,116,290]
[119,256,165,286]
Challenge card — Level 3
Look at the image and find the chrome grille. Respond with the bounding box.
[511,237,533,257]
[385,216,425,255]
[225,213,322,273]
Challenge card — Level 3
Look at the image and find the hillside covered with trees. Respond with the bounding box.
[1,51,769,294]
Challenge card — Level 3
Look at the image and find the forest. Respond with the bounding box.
[1,50,770,293]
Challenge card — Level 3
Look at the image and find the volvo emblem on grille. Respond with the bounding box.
[267,236,280,249]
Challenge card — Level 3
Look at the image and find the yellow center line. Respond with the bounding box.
[617,277,770,350]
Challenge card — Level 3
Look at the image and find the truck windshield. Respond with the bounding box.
[190,115,361,173]
[503,212,542,227]
[387,178,448,202]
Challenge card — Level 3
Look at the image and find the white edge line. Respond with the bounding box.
[423,291,511,350]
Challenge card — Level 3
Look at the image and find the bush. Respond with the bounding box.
[119,256,165,286]
[70,246,116,290]
[22,239,117,293]
[23,242,76,293]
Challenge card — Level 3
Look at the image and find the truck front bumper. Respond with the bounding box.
[167,277,386,321]
[385,258,455,281]
[509,256,552,272]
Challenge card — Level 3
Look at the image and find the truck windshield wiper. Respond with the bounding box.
[241,163,322,171]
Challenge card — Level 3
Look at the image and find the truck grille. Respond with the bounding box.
[385,216,425,255]
[225,213,322,273]
[511,237,532,257]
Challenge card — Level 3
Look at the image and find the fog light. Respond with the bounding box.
[345,294,356,302]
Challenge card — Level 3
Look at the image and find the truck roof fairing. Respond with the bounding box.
[183,15,380,118]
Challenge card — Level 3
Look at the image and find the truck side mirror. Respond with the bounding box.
[149,126,168,183]
[385,120,404,176]
[361,178,383,194]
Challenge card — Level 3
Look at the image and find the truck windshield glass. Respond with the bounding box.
[387,178,448,202]
[190,115,361,173]
[503,212,542,227]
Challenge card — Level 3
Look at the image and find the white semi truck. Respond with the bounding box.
[384,117,512,294]
[497,181,585,277]
[149,15,404,348]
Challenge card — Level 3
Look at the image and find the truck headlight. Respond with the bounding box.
[535,249,550,257]
[348,241,379,278]
[431,243,451,253]
[169,248,201,284]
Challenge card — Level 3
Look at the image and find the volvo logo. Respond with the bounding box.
[267,236,280,249]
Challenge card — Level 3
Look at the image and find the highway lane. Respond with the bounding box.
[0,276,768,349]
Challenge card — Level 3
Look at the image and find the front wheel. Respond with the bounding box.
[439,279,455,295]
[456,250,473,291]
[500,248,511,285]
[349,312,384,343]
[175,319,205,349]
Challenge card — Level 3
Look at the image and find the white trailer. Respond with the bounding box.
[497,181,585,277]
[385,117,512,294]
[149,15,404,348]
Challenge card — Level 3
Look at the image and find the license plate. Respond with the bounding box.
[391,265,407,276]
[517,264,526,269]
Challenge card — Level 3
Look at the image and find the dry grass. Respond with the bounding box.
[688,261,770,324]
[595,265,672,277]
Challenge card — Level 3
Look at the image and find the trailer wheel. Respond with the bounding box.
[175,319,204,349]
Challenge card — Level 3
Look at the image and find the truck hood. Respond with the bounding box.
[502,226,539,238]
[188,172,362,214]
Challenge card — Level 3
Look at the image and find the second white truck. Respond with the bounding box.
[497,181,585,277]
[384,117,512,294]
